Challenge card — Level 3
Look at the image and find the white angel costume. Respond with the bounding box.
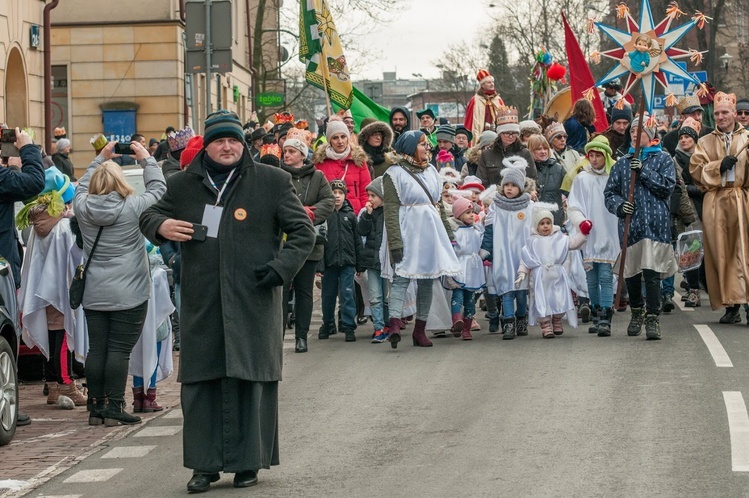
[486,195,533,296]
[520,227,586,327]
[18,218,87,362]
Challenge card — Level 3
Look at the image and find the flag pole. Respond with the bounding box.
[320,44,333,117]
[614,93,647,309]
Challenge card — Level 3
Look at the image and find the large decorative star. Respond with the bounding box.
[315,1,336,46]
[593,0,705,113]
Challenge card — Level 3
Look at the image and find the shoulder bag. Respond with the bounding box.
[69,226,103,309]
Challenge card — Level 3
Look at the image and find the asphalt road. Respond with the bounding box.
[17,293,749,497]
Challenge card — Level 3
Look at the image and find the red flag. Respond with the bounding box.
[562,11,609,132]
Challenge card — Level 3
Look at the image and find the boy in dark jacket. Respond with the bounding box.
[320,179,363,342]
[356,176,388,343]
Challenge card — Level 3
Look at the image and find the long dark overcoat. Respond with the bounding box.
[140,150,315,383]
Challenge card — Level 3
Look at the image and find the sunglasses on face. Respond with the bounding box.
[738,111,749,116]
[501,132,519,136]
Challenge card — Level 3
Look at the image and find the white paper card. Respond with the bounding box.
[202,205,223,238]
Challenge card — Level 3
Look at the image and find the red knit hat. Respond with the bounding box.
[180,135,203,170]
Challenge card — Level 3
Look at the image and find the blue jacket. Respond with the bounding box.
[564,116,596,154]
[0,145,45,286]
[604,150,675,247]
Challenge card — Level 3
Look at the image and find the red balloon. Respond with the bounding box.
[547,62,566,81]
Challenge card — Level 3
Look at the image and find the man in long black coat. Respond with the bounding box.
[140,110,314,492]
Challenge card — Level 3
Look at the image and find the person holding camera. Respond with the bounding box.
[140,110,315,492]
[73,139,166,426]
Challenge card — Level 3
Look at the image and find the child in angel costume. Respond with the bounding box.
[444,195,486,341]
[516,204,588,339]
[480,157,534,340]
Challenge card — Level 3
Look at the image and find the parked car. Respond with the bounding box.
[0,256,20,445]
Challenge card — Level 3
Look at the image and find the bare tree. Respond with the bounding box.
[431,41,488,108]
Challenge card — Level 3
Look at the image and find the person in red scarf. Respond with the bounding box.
[464,69,505,146]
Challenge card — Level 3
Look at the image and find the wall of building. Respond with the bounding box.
[0,0,45,139]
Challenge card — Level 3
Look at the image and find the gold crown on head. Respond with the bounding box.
[496,106,519,125]
[676,94,701,114]
[714,91,737,109]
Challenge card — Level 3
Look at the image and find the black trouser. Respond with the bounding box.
[84,302,148,404]
[44,329,71,384]
[283,260,318,340]
[625,269,661,315]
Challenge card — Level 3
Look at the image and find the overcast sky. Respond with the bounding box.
[284,0,493,82]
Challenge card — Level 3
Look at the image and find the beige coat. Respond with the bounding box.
[689,124,749,309]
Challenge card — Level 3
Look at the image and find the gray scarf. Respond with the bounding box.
[493,192,531,211]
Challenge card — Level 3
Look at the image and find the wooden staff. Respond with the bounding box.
[614,94,647,310]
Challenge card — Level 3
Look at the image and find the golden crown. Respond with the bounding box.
[676,94,701,114]
[714,91,737,109]
[496,106,519,125]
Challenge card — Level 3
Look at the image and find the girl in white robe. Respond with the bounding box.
[517,204,587,338]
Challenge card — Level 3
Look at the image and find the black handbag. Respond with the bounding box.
[69,226,103,309]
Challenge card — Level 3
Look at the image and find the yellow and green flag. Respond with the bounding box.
[299,0,353,110]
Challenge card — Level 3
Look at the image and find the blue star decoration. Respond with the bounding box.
[591,0,709,113]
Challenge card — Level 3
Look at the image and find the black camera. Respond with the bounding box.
[1,129,16,143]
[114,142,135,155]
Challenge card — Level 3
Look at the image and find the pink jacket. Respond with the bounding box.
[313,143,372,213]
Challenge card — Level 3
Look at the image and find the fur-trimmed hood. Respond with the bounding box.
[466,146,482,165]
[312,142,369,167]
[358,121,394,149]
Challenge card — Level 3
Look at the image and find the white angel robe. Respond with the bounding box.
[448,223,486,291]
[128,266,174,384]
[487,200,533,296]
[520,229,580,327]
[380,166,460,280]
[18,218,87,362]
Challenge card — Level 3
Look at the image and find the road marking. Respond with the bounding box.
[101,445,157,459]
[37,495,82,498]
[723,392,749,472]
[10,429,78,446]
[162,408,183,419]
[63,468,122,483]
[133,425,181,437]
[674,298,694,312]
[0,481,28,491]
[694,324,733,367]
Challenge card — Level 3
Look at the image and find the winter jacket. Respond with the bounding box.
[601,128,628,159]
[73,155,166,310]
[675,147,703,220]
[52,151,76,181]
[0,145,46,286]
[160,155,181,180]
[534,158,566,225]
[358,121,396,178]
[460,146,481,178]
[476,139,536,187]
[563,116,596,153]
[356,206,384,271]
[280,160,335,261]
[313,143,372,213]
[324,200,362,269]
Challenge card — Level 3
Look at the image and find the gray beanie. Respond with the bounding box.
[631,115,657,141]
[500,156,527,188]
[365,176,384,199]
[477,131,498,149]
[326,120,350,140]
[435,124,456,143]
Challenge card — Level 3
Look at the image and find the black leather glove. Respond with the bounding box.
[617,201,635,218]
[630,158,642,172]
[390,248,403,264]
[255,265,284,288]
[720,155,738,174]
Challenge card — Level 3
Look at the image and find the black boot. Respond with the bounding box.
[588,305,600,334]
[295,337,308,353]
[104,399,142,427]
[645,313,661,340]
[318,323,332,340]
[597,307,613,337]
[661,294,675,313]
[501,318,515,340]
[719,306,742,324]
[515,315,528,336]
[627,307,645,336]
[579,300,591,323]
[88,397,106,426]
[488,314,500,333]
[233,470,258,488]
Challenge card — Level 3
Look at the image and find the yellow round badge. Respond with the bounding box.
[234,208,247,221]
[517,212,525,220]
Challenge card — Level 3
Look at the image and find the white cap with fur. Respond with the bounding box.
[531,202,559,231]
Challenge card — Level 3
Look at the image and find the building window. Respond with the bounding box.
[51,65,69,137]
